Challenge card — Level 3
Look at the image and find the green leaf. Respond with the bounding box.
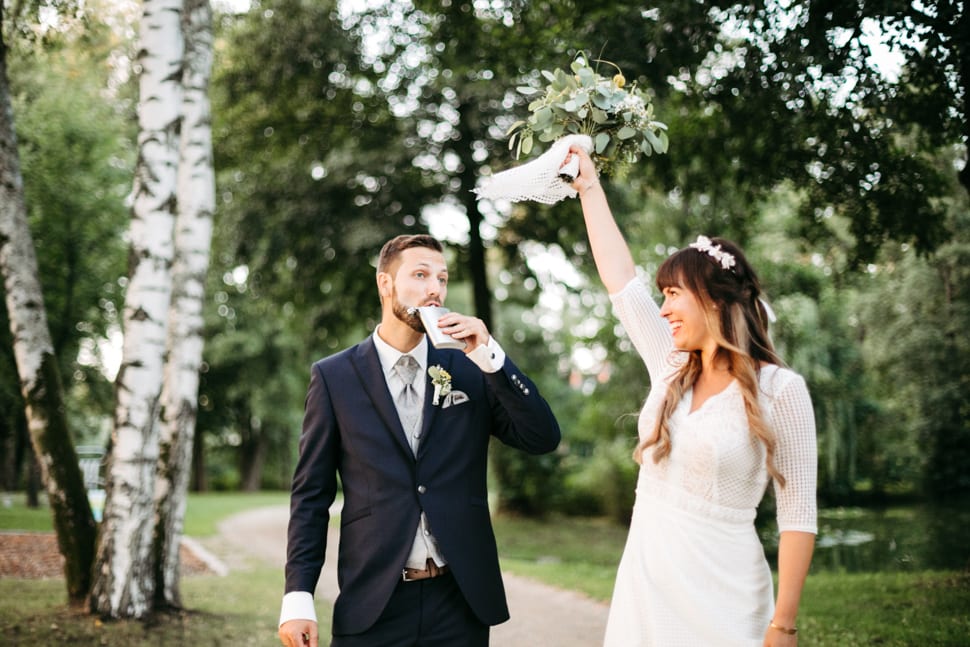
[618,126,637,140]
[591,107,608,124]
[541,69,556,83]
[595,132,610,154]
[591,93,612,110]
[643,128,663,153]
[516,86,539,96]
[505,120,526,137]
[521,135,534,156]
[659,130,670,153]
[532,106,553,129]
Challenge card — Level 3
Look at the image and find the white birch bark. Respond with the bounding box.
[91,0,184,619]
[154,0,215,608]
[0,32,96,602]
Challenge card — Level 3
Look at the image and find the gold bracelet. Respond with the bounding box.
[769,621,797,635]
[578,178,600,197]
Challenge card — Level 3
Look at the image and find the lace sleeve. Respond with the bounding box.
[769,372,818,534]
[609,276,675,385]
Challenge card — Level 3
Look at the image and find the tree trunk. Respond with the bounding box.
[455,99,493,330]
[90,0,184,619]
[0,24,96,603]
[153,0,214,610]
[191,424,207,491]
[239,418,268,492]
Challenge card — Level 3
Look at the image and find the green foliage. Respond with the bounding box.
[857,226,970,496]
[0,565,307,645]
[0,16,133,488]
[797,571,970,646]
[493,512,628,602]
[507,52,668,175]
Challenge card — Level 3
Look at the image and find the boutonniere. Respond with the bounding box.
[428,365,452,406]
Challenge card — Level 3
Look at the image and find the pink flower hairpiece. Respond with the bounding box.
[689,235,736,271]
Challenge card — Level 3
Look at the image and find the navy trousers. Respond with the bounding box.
[330,572,489,647]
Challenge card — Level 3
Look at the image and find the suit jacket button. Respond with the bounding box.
[417,485,427,494]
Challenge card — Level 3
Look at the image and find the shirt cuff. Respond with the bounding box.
[279,591,317,627]
[466,336,506,373]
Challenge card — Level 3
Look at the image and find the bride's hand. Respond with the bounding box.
[563,145,600,196]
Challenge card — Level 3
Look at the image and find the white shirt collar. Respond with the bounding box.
[373,325,428,379]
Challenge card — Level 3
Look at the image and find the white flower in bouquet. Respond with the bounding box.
[506,53,668,177]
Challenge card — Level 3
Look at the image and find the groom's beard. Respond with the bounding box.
[391,289,425,334]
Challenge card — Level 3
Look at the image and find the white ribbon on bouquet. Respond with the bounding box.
[473,134,593,205]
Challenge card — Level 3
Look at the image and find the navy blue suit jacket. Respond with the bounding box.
[283,335,561,635]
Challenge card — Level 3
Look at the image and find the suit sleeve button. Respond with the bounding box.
[417,485,427,494]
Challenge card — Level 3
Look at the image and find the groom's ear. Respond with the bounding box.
[377,272,392,301]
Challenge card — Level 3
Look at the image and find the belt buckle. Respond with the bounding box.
[402,568,421,582]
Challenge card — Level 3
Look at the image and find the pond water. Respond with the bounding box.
[759,499,970,573]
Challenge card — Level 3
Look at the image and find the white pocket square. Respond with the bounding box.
[441,390,469,409]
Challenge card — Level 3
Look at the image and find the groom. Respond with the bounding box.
[278,234,561,647]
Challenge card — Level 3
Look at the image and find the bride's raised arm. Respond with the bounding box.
[565,145,636,296]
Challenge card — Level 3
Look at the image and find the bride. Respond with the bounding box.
[563,144,817,647]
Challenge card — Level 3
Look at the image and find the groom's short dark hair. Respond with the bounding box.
[377,234,444,276]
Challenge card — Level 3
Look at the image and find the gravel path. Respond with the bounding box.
[211,505,609,647]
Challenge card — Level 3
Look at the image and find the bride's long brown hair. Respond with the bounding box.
[634,237,788,485]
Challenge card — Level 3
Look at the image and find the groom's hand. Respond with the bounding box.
[279,619,318,647]
[436,311,490,352]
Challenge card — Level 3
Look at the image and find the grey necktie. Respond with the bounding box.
[393,355,421,441]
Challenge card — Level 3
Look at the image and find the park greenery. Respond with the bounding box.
[0,0,968,629]
[2,492,968,645]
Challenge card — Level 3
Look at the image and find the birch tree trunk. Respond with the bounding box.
[153,0,214,610]
[0,23,96,605]
[90,0,184,619]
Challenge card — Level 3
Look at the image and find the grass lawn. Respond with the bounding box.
[3,494,968,645]
[491,512,970,646]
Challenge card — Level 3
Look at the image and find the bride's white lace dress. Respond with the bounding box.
[603,278,817,647]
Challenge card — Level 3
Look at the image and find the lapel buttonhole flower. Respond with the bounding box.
[428,365,452,406]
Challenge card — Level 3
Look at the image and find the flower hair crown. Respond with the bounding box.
[689,235,736,271]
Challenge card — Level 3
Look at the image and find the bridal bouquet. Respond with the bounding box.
[506,53,668,178]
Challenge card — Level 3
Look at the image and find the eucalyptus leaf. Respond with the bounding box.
[549,123,565,138]
[532,106,553,129]
[516,86,539,96]
[643,128,663,152]
[617,126,637,140]
[592,94,612,110]
[595,132,610,154]
[541,70,556,83]
[591,107,608,124]
[505,119,526,136]
[521,135,534,156]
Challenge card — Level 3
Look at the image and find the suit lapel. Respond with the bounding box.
[416,345,453,461]
[350,336,413,458]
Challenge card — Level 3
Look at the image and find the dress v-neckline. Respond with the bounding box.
[686,379,737,415]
